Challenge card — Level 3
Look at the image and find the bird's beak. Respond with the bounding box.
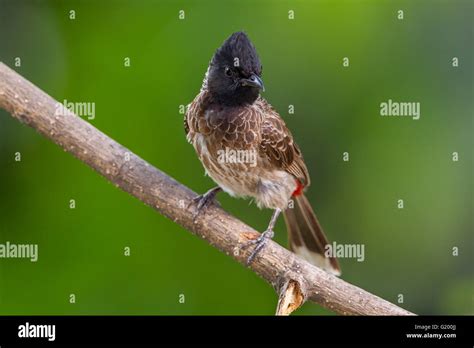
[241,74,265,92]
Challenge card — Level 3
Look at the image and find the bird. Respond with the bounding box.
[184,31,341,275]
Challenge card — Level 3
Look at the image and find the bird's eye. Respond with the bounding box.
[225,67,232,77]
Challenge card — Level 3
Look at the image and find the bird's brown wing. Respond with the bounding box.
[185,89,212,140]
[258,98,311,187]
[185,93,202,137]
[184,112,190,135]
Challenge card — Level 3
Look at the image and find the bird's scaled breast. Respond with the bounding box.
[192,133,295,210]
[192,132,261,194]
[192,105,263,177]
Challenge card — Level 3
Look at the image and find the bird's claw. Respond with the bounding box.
[188,188,221,221]
[241,229,275,265]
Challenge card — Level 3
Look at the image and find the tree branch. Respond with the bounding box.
[0,62,414,315]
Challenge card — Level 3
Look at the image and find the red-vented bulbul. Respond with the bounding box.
[185,32,340,275]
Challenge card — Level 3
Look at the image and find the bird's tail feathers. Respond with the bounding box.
[283,193,341,276]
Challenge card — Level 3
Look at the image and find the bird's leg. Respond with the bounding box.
[189,186,222,220]
[243,208,281,265]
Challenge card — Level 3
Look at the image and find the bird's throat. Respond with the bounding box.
[211,87,260,107]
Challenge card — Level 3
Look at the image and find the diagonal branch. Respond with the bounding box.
[0,62,414,315]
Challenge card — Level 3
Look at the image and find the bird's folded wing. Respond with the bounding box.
[258,99,311,187]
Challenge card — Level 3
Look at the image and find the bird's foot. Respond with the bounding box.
[188,187,221,221]
[241,229,275,265]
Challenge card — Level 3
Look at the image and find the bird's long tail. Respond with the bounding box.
[283,193,341,276]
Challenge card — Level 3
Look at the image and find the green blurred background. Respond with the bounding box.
[0,0,472,315]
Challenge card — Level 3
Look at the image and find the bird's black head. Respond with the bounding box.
[207,32,264,106]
